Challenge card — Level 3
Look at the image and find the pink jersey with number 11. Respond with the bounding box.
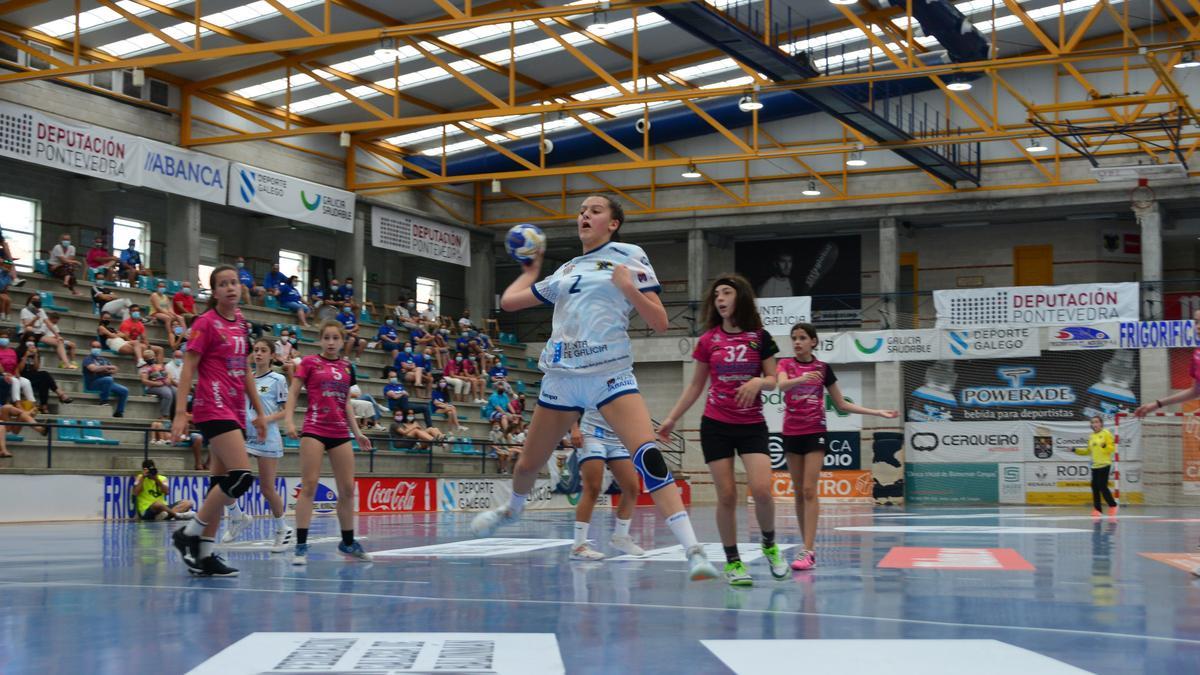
[187,308,250,426]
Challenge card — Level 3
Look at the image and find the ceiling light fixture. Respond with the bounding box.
[738,85,764,112]
[491,179,501,193]
[1026,138,1048,153]
[946,76,972,91]
[374,38,400,58]
[681,163,702,179]
[802,181,821,196]
[588,1,611,33]
[846,150,867,167]
[829,0,857,5]
[1175,52,1200,69]
[339,132,351,148]
[131,68,145,86]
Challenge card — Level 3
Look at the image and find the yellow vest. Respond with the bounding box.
[135,474,168,514]
[1074,429,1115,469]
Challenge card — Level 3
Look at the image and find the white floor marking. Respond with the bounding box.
[270,576,430,585]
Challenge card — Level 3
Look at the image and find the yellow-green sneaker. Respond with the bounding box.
[763,544,788,579]
[724,560,753,586]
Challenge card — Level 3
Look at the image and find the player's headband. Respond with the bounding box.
[713,277,739,290]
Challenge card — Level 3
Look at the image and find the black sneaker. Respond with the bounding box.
[190,554,239,577]
[172,526,200,569]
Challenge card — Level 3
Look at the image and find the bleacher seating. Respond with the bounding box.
[0,269,537,477]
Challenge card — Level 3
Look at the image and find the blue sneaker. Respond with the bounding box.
[338,540,373,562]
[291,543,309,566]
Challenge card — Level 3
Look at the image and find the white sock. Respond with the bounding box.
[665,511,699,549]
[199,537,215,560]
[508,491,528,515]
[183,518,205,537]
[614,518,632,538]
[227,501,244,518]
[275,516,288,533]
[573,521,589,547]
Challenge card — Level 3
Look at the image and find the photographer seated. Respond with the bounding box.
[133,459,194,521]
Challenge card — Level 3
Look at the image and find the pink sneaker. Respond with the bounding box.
[791,549,816,571]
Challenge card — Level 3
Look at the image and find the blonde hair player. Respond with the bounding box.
[778,322,897,571]
[471,194,718,581]
[1133,307,1200,576]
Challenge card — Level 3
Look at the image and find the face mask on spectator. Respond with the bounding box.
[407,302,415,308]
[131,312,141,319]
[173,357,182,365]
[174,326,184,336]
[0,339,8,347]
[389,377,399,385]
[90,347,101,356]
[61,238,70,246]
[182,287,192,295]
[404,346,412,353]
[25,342,34,350]
[456,356,463,362]
[236,261,244,268]
[157,286,166,293]
[386,319,394,326]
[31,299,41,308]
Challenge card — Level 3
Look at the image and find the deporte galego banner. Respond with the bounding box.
[228,162,355,232]
[935,282,1139,327]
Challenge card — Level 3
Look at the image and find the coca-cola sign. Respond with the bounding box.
[356,477,435,513]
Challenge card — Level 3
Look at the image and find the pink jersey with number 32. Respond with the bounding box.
[187,308,250,426]
[297,355,354,438]
[693,326,777,425]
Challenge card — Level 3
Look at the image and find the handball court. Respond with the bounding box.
[2,505,1198,674]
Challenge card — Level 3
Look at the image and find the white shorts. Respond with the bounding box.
[537,368,639,413]
[581,434,630,462]
[247,443,283,459]
[247,428,283,459]
[106,337,128,353]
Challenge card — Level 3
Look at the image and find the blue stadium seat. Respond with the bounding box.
[6,433,23,442]
[38,291,68,312]
[79,419,118,446]
[33,259,50,276]
[283,436,300,449]
[57,419,82,442]
[264,295,279,310]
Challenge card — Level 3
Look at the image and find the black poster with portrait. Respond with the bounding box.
[734,235,861,310]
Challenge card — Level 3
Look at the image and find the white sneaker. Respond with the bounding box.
[570,542,605,560]
[221,512,253,543]
[609,533,645,556]
[292,543,308,566]
[174,510,196,520]
[274,527,295,548]
[470,505,518,537]
[686,544,719,581]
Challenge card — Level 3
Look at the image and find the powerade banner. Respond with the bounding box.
[735,235,861,310]
[935,282,1139,327]
[371,206,471,267]
[905,351,1139,422]
[228,161,355,233]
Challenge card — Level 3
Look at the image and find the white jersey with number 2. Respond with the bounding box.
[532,241,660,376]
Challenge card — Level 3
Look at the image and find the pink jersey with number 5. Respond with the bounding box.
[187,308,250,426]
[297,355,354,438]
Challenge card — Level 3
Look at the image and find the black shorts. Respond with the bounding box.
[783,433,827,456]
[699,416,769,463]
[195,419,244,442]
[302,432,353,451]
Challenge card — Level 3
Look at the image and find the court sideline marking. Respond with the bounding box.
[2,579,1198,647]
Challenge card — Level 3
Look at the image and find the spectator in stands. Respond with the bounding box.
[394,410,443,450]
[85,236,119,282]
[0,329,35,407]
[339,276,356,306]
[82,340,127,417]
[235,257,265,306]
[376,318,402,357]
[166,349,184,383]
[0,231,25,289]
[17,338,70,413]
[458,308,475,332]
[336,302,365,362]
[421,301,439,329]
[48,232,81,296]
[120,305,165,363]
[0,399,48,447]
[466,336,495,375]
[488,360,509,389]
[440,352,469,402]
[382,367,410,414]
[483,380,516,433]
[98,287,131,320]
[19,297,76,369]
[426,327,450,370]
[508,392,526,419]
[98,311,134,358]
[308,278,325,310]
[412,345,433,397]
[133,459,194,521]
[458,353,486,403]
[273,328,300,381]
[328,278,342,304]
[149,281,184,334]
[0,263,11,322]
[263,263,287,297]
[488,421,509,473]
[347,384,383,432]
[172,281,197,325]
[392,342,426,396]
[430,376,466,432]
[117,239,147,286]
[277,276,311,328]
[139,346,176,423]
[392,296,420,332]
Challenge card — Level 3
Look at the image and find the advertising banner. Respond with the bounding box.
[998,463,1025,503]
[736,234,861,310]
[905,463,1000,503]
[754,296,812,337]
[228,162,355,232]
[0,99,138,182]
[935,282,1139,327]
[438,478,594,511]
[355,477,436,513]
[1045,324,1118,351]
[371,206,471,267]
[1023,461,1110,504]
[823,329,940,363]
[905,421,1026,463]
[937,326,1039,360]
[131,138,229,204]
[769,470,873,502]
[905,351,1139,423]
[1116,320,1200,349]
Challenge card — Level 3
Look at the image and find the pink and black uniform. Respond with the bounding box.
[778,356,838,454]
[296,354,356,450]
[693,326,778,463]
[188,308,250,440]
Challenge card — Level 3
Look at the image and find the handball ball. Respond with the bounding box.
[505,223,546,264]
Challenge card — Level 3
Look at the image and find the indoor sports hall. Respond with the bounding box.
[0,1,1198,673]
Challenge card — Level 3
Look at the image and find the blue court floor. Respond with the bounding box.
[2,505,1199,674]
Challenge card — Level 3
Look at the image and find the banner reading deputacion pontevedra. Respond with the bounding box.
[371,205,471,267]
[935,282,1139,327]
